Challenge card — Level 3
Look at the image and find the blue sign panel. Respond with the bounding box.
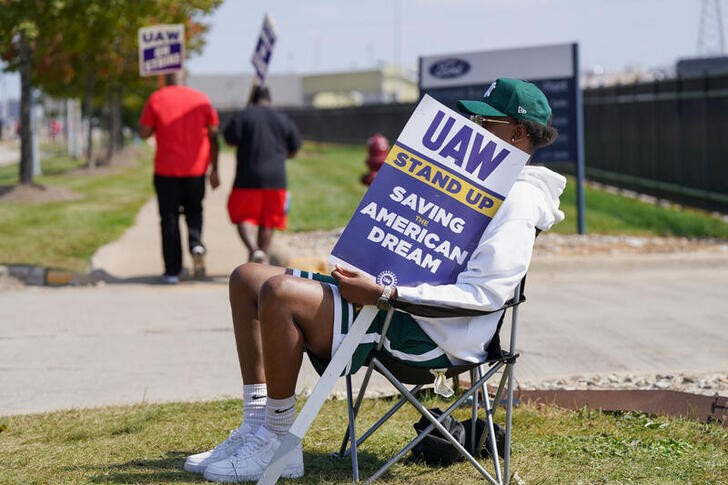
[330,95,529,287]
[419,43,580,164]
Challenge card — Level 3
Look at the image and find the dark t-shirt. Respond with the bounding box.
[223,105,301,189]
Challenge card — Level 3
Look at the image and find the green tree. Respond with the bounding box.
[1,0,222,178]
[0,0,65,184]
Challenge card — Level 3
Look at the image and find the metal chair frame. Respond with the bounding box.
[336,281,525,484]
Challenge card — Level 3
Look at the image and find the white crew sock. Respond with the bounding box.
[243,383,267,430]
[264,395,297,439]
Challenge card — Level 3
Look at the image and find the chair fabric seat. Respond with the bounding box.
[371,351,480,385]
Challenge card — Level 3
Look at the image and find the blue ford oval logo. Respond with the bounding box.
[429,58,470,79]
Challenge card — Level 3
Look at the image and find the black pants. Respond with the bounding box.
[154,174,206,276]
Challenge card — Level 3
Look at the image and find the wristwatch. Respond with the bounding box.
[377,285,395,310]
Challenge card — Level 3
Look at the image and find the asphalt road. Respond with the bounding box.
[1,152,726,416]
[1,250,726,416]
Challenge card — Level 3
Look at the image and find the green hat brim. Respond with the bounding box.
[456,100,508,118]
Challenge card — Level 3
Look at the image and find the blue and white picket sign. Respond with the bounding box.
[138,24,185,77]
[329,94,530,288]
[251,14,277,83]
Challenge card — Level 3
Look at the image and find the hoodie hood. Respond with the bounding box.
[516,165,566,230]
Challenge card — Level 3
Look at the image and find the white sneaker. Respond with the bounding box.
[203,425,304,482]
[184,422,255,474]
[191,245,206,278]
[249,249,267,264]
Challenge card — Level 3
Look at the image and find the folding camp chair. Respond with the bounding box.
[335,278,527,484]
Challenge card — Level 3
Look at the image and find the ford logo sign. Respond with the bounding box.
[429,58,470,79]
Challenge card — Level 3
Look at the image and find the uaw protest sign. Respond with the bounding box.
[329,95,529,287]
[138,24,185,77]
[251,14,277,83]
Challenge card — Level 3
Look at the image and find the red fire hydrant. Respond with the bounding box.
[361,133,390,186]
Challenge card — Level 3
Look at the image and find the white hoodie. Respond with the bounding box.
[396,165,567,364]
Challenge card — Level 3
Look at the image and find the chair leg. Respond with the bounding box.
[483,378,503,484]
[339,376,424,458]
[338,363,376,457]
[503,362,515,485]
[470,368,479,453]
[368,359,500,485]
[345,375,360,482]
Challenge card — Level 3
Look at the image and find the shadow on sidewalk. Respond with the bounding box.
[88,269,230,286]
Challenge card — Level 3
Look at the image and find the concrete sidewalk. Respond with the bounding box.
[91,152,250,281]
[1,151,727,415]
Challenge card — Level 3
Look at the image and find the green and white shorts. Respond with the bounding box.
[287,268,452,376]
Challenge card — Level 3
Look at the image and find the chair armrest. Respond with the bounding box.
[389,295,525,318]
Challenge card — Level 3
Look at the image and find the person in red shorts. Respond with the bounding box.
[139,72,220,284]
[223,85,301,263]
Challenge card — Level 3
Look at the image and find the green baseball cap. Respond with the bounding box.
[456,78,552,127]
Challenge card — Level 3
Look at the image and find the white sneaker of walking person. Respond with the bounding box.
[191,245,206,278]
[184,422,256,474]
[203,425,304,482]
[249,249,267,264]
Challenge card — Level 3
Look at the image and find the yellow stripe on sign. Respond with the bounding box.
[385,145,504,217]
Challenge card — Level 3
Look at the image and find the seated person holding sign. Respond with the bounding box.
[185,78,566,482]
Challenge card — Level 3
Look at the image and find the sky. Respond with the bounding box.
[0,0,720,101]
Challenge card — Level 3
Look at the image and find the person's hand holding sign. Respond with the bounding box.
[332,265,396,306]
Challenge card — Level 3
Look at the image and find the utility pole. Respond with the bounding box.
[698,0,726,56]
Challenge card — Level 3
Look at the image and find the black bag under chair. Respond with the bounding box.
[411,410,507,466]
[335,277,528,484]
[411,408,466,466]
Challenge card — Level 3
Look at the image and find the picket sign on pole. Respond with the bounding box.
[247,14,277,105]
[137,24,185,77]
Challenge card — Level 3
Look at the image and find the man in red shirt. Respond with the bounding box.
[139,72,220,284]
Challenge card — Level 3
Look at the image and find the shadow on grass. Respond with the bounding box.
[86,450,200,483]
[83,450,391,484]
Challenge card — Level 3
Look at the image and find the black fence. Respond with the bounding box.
[583,74,728,212]
[220,74,728,212]
[220,103,417,147]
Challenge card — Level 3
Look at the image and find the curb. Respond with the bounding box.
[0,264,99,287]
[1,256,333,288]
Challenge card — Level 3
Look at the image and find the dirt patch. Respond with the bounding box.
[66,145,147,176]
[278,228,728,259]
[0,183,82,203]
[533,233,728,256]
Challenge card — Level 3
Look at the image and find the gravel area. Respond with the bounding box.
[519,371,728,397]
[276,229,728,259]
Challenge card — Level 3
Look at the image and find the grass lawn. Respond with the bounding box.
[1,396,725,484]
[0,141,726,272]
[288,142,728,237]
[286,142,370,232]
[0,143,154,272]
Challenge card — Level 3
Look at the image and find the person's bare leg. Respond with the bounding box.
[258,274,334,399]
[228,263,286,385]
[257,226,273,255]
[235,222,259,258]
